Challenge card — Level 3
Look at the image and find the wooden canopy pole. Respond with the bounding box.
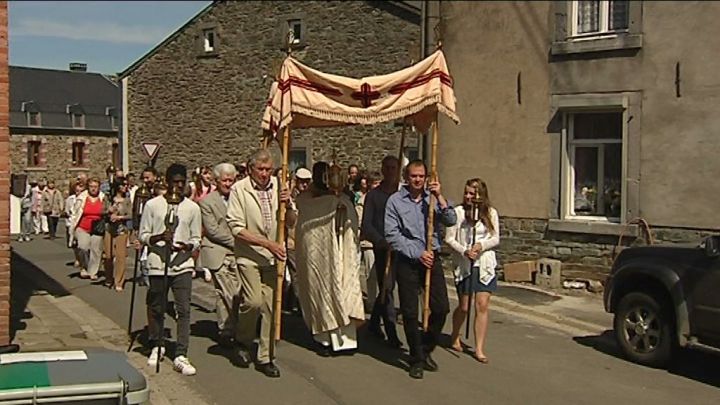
[422,117,439,331]
[269,125,290,359]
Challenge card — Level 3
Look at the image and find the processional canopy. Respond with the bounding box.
[261,50,460,133]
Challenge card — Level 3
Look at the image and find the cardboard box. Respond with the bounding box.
[502,260,537,282]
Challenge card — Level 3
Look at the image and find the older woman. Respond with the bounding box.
[69,178,106,280]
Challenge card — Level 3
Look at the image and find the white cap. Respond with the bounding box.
[295,168,312,180]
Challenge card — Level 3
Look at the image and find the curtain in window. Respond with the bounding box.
[609,1,629,30]
[577,0,600,34]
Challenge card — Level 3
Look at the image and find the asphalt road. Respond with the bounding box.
[11,236,720,405]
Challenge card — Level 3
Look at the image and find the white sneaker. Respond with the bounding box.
[173,356,197,376]
[147,346,165,367]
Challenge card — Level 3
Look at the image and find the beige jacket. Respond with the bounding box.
[199,190,235,270]
[226,176,279,267]
[41,188,64,216]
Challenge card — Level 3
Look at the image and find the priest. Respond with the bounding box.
[295,161,365,356]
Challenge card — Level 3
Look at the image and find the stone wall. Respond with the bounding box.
[11,133,119,191]
[0,0,10,347]
[126,1,420,175]
[498,216,718,282]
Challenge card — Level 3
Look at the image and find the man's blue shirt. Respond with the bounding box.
[384,186,456,260]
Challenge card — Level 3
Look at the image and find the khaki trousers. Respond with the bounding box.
[104,231,128,288]
[237,260,276,364]
[211,256,252,341]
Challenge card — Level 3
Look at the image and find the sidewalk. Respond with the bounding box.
[9,251,210,405]
[491,281,612,335]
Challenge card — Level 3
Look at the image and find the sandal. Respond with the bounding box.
[473,353,489,364]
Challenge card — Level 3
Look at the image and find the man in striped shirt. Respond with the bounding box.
[226,148,293,378]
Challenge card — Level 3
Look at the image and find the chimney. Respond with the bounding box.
[69,62,87,72]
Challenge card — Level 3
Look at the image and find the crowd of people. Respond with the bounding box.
[18,151,500,380]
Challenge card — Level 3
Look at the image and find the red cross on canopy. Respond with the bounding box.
[351,83,381,108]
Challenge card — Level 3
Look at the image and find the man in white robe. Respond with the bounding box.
[295,162,365,355]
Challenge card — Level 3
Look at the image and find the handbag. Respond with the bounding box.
[90,217,107,236]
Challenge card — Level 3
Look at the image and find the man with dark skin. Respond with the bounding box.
[139,163,202,376]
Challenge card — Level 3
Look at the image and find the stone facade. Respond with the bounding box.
[124,1,420,174]
[497,217,718,282]
[0,0,10,347]
[438,2,720,283]
[10,133,119,192]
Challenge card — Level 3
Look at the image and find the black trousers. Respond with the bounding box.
[146,272,192,357]
[369,249,398,338]
[395,252,449,365]
[47,215,59,237]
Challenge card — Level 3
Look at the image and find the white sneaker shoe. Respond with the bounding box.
[173,356,197,376]
[147,346,165,367]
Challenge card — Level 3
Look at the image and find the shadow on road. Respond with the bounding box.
[10,252,72,341]
[574,330,720,388]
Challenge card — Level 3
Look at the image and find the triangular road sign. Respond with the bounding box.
[141,143,161,160]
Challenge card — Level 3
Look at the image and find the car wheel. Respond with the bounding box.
[614,291,674,368]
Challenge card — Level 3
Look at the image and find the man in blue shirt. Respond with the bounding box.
[384,159,456,379]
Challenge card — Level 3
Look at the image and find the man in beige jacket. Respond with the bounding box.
[226,148,293,378]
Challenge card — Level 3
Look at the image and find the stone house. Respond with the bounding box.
[9,64,121,191]
[119,1,421,175]
[437,1,720,281]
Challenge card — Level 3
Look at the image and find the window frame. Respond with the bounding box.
[565,112,624,222]
[111,143,120,168]
[555,95,631,226]
[71,141,86,167]
[202,28,216,53]
[288,19,303,45]
[71,113,85,129]
[551,1,642,56]
[570,0,629,40]
[26,111,41,127]
[26,141,42,167]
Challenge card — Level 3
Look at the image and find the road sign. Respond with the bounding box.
[141,143,161,161]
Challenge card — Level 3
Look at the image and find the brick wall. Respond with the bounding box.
[10,133,118,191]
[0,0,11,347]
[127,1,420,174]
[498,217,718,282]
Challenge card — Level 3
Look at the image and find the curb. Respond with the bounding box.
[490,295,608,336]
[39,293,211,405]
[444,276,608,336]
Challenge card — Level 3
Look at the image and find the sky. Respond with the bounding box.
[9,1,212,75]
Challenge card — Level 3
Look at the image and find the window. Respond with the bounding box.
[288,19,302,45]
[203,29,215,52]
[72,113,85,129]
[27,141,41,167]
[72,142,86,167]
[110,115,118,130]
[111,143,120,168]
[27,111,41,127]
[289,147,308,173]
[572,0,629,37]
[566,112,623,220]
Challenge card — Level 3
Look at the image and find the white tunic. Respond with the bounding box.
[138,195,202,277]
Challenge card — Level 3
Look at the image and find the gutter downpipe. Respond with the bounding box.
[422,0,440,164]
[121,77,129,173]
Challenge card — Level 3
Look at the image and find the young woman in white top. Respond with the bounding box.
[444,178,500,363]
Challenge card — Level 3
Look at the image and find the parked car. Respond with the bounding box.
[603,234,720,367]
